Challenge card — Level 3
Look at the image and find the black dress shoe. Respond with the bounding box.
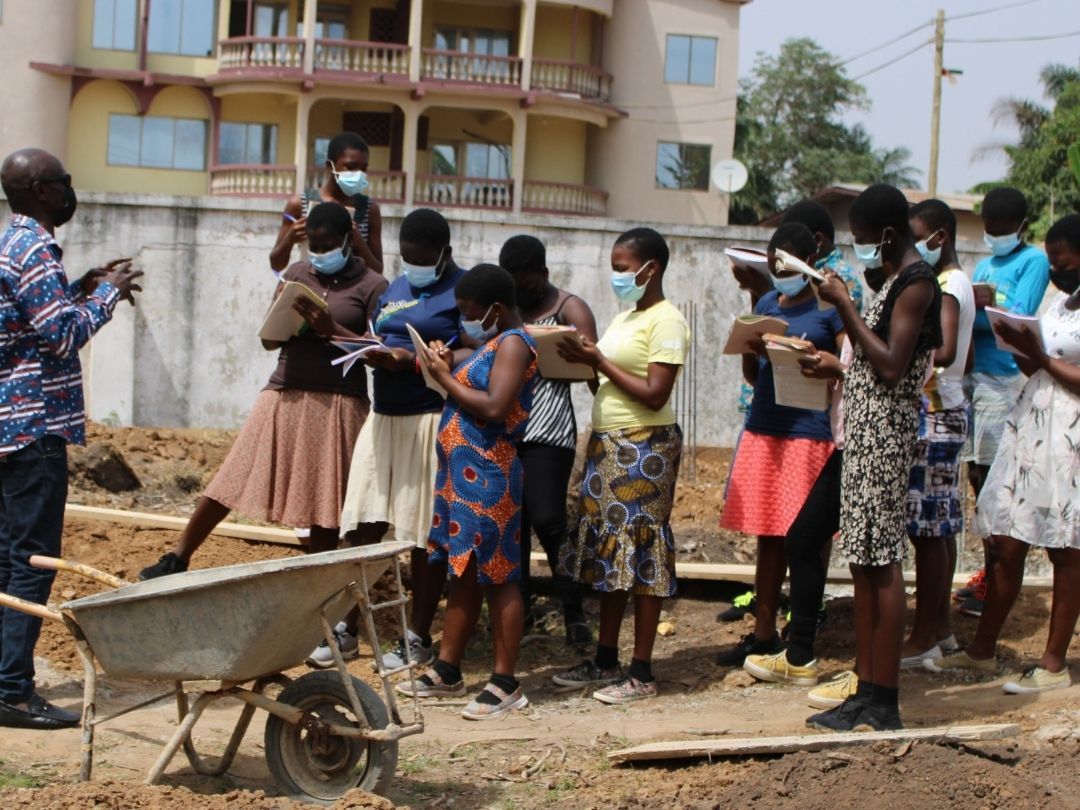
[0,694,80,730]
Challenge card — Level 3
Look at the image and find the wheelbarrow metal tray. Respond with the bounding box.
[60,542,412,682]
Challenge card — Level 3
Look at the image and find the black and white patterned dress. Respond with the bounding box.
[841,267,938,566]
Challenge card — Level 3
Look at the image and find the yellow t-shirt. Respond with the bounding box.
[592,299,690,432]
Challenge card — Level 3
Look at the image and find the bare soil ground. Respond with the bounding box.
[0,424,1075,808]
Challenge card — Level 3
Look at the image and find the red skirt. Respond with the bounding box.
[720,430,835,537]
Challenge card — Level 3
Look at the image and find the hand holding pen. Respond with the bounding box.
[282,212,307,246]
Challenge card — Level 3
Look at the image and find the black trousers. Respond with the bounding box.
[518,441,585,621]
[784,450,842,662]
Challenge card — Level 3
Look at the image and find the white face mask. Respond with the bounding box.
[402,248,445,289]
[983,230,1022,257]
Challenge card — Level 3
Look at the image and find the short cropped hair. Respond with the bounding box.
[781,200,835,242]
[768,222,817,260]
[456,263,517,309]
[910,199,957,241]
[981,187,1028,223]
[306,202,353,238]
[848,183,912,240]
[499,235,546,275]
[1046,214,1080,252]
[399,208,451,251]
[326,132,369,162]
[614,227,669,271]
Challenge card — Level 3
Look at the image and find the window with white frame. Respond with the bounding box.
[219,122,278,165]
[430,142,510,179]
[92,0,137,50]
[664,34,717,86]
[252,1,289,37]
[108,114,208,171]
[655,142,711,191]
[434,27,512,57]
[147,0,216,57]
[296,4,350,39]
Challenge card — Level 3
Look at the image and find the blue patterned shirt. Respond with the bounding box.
[0,215,119,455]
[816,247,864,315]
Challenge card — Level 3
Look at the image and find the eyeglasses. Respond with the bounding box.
[32,173,72,189]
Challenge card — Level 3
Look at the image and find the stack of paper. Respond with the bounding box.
[330,337,386,376]
[525,325,594,381]
[722,314,789,355]
[763,333,829,411]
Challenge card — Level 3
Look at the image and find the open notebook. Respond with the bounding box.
[723,314,789,355]
[525,325,594,381]
[985,307,1043,358]
[763,333,829,411]
[257,282,328,342]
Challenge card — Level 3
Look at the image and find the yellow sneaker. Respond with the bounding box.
[743,650,819,687]
[807,670,857,709]
[1003,666,1071,694]
[923,650,996,674]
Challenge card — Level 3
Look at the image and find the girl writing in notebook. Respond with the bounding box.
[717,223,844,688]
[397,264,538,721]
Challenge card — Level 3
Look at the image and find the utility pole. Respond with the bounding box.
[928,8,945,196]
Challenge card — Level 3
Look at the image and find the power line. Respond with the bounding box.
[837,19,934,66]
[946,30,1080,44]
[944,0,1043,23]
[851,39,932,81]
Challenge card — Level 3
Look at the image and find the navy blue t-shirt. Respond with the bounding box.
[371,263,464,415]
[744,290,844,440]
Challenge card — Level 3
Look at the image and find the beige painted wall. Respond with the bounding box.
[308,98,401,172]
[67,80,211,196]
[590,0,743,226]
[533,5,595,63]
[220,93,299,166]
[0,0,76,161]
[525,116,586,184]
[424,0,520,48]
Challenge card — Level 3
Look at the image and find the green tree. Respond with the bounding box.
[730,38,920,224]
[974,64,1080,237]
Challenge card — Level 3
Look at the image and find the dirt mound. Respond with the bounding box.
[0,781,395,809]
[608,739,1072,809]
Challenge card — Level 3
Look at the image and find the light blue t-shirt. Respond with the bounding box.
[971,244,1050,377]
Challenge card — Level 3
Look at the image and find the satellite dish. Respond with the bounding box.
[711,159,748,193]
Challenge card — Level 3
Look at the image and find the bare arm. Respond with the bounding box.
[935,294,960,369]
[821,273,935,389]
[994,321,1080,396]
[558,336,680,411]
[428,334,532,422]
[269,197,306,271]
[351,201,384,274]
[559,295,599,343]
[741,352,759,385]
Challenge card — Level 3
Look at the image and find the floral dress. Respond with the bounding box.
[841,268,937,566]
[428,329,537,584]
[977,293,1080,549]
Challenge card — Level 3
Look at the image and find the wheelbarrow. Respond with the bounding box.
[0,541,424,804]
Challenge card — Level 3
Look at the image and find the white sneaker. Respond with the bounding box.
[900,645,942,670]
[380,629,434,670]
[306,621,359,668]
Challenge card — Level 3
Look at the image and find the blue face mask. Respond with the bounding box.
[915,231,944,267]
[461,305,497,342]
[773,274,808,297]
[611,261,652,303]
[853,236,885,270]
[402,248,445,289]
[333,169,370,196]
[311,236,350,275]
[984,229,1021,257]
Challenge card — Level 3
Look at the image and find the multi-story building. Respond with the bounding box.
[3,0,747,225]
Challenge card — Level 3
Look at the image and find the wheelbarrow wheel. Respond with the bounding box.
[264,671,398,804]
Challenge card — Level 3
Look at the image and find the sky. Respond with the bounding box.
[736,0,1079,195]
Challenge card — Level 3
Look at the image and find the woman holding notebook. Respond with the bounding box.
[718,222,844,687]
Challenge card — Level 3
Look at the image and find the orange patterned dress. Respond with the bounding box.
[428,329,537,585]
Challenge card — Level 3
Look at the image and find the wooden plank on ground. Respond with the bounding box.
[64,504,305,547]
[607,723,1020,764]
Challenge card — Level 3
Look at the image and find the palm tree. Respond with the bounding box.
[874,145,921,188]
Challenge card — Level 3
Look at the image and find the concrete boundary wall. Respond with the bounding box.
[1,193,991,447]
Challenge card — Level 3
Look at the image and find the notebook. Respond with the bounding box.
[525,325,595,381]
[774,249,832,310]
[724,246,771,279]
[985,307,1044,358]
[257,282,328,342]
[722,314,789,355]
[330,337,386,377]
[407,322,448,398]
[763,333,829,411]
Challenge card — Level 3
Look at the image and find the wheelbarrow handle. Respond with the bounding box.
[29,556,129,589]
[0,591,63,623]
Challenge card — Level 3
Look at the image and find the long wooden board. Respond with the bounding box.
[607,723,1020,764]
[64,505,1052,588]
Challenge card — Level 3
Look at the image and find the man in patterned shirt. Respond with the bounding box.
[0,149,141,729]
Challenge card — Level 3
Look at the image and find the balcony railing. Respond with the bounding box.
[531,59,613,103]
[415,175,513,210]
[308,168,407,203]
[218,36,305,71]
[209,164,297,197]
[523,180,608,216]
[421,49,522,87]
[314,39,410,76]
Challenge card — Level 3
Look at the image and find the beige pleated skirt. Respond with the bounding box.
[204,389,369,529]
[339,410,441,548]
